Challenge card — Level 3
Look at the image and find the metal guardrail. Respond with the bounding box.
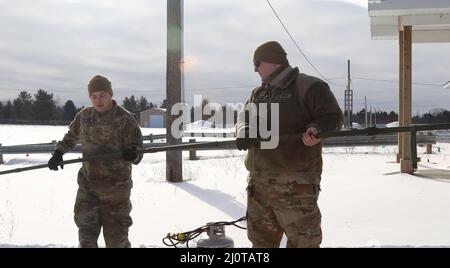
[143,132,236,140]
[437,136,450,143]
[1,123,449,175]
[183,132,235,138]
[0,133,436,154]
[323,133,436,147]
[142,134,167,141]
[317,123,450,170]
[0,141,238,176]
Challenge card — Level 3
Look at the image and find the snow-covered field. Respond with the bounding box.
[0,124,449,248]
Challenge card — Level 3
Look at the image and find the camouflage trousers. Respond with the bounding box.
[246,174,322,248]
[74,170,133,248]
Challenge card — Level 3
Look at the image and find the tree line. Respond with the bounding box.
[352,108,450,125]
[0,89,240,127]
[0,89,164,124]
[0,90,81,124]
[0,89,448,126]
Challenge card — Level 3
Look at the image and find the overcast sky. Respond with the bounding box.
[1,0,449,113]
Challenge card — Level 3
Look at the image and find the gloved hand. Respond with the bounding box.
[236,138,258,151]
[235,128,259,151]
[48,150,64,171]
[122,146,138,161]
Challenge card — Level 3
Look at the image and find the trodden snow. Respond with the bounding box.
[0,124,449,248]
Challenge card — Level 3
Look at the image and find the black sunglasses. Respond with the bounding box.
[254,59,261,68]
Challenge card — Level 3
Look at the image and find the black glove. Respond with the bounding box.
[236,128,259,151]
[48,150,64,171]
[236,138,258,151]
[122,146,138,161]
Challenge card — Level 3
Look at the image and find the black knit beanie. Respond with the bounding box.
[253,41,289,66]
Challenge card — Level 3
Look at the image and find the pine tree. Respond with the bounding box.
[62,100,77,121]
[0,102,3,119]
[3,100,13,120]
[137,96,150,112]
[13,91,32,120]
[122,95,138,113]
[32,89,56,121]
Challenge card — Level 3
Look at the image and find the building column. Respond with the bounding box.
[397,30,404,163]
[400,26,413,174]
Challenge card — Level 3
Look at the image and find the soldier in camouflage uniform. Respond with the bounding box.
[235,41,343,248]
[48,75,143,248]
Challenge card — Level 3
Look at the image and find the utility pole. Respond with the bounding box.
[369,106,372,126]
[374,108,377,126]
[166,0,184,182]
[344,60,353,129]
[364,96,368,127]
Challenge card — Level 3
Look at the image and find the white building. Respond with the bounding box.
[368,0,450,173]
[139,108,166,128]
[369,0,450,42]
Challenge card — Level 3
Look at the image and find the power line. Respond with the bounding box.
[353,76,443,87]
[186,85,256,91]
[266,0,334,85]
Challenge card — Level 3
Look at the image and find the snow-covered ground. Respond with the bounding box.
[0,124,449,248]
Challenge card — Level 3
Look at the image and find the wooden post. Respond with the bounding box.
[166,0,184,182]
[426,132,433,154]
[411,130,418,169]
[0,143,3,164]
[189,139,198,160]
[397,30,404,163]
[400,26,413,174]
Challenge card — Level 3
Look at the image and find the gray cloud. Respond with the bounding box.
[0,0,449,113]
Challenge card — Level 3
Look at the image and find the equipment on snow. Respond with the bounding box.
[163,216,246,248]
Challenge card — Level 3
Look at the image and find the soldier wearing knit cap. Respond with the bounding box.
[235,41,343,248]
[86,75,114,114]
[88,75,113,96]
[48,74,143,248]
[253,41,289,67]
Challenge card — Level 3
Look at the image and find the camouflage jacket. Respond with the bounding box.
[56,101,143,181]
[236,66,343,184]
